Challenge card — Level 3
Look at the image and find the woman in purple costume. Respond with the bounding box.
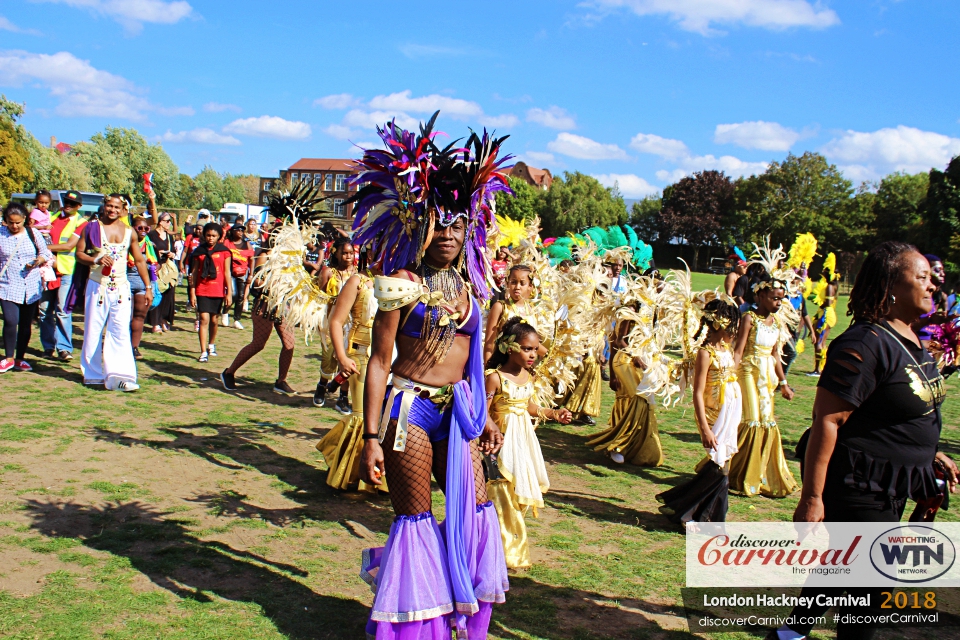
[354,112,512,639]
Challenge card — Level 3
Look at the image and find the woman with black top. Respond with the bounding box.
[772,241,959,640]
[146,212,176,332]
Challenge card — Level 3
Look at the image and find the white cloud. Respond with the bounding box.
[314,93,359,109]
[0,49,188,120]
[0,15,40,34]
[821,125,960,175]
[629,132,689,159]
[342,109,419,131]
[585,0,839,36]
[35,0,194,34]
[520,151,556,165]
[656,154,769,182]
[323,124,355,140]
[223,115,311,140]
[526,106,576,130]
[323,91,518,139]
[714,120,800,151]
[479,114,520,128]
[158,128,240,145]
[369,90,483,119]
[203,101,241,113]
[547,132,630,161]
[594,173,660,198]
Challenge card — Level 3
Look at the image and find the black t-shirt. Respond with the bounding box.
[305,249,320,264]
[147,230,173,262]
[732,274,755,305]
[818,321,945,500]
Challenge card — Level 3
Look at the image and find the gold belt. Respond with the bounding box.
[378,375,454,452]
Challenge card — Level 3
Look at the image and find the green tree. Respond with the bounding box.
[234,174,261,204]
[88,128,181,207]
[73,139,133,195]
[220,174,246,205]
[871,171,929,245]
[539,172,627,237]
[495,175,541,222]
[0,96,33,202]
[193,166,226,210]
[734,152,856,251]
[178,173,201,209]
[629,194,662,242]
[918,156,960,270]
[660,170,735,269]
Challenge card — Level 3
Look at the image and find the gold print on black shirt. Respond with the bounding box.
[905,364,945,413]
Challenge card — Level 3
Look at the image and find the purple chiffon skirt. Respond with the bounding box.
[362,503,508,639]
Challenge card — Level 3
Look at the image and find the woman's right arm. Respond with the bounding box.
[733,313,752,367]
[793,388,854,522]
[692,349,716,450]
[330,275,360,376]
[359,304,400,486]
[483,301,504,363]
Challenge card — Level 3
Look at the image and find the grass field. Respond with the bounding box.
[1,273,958,639]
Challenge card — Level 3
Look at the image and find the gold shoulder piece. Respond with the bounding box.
[373,275,429,311]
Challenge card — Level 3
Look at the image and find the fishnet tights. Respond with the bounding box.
[225,309,295,380]
[381,419,488,517]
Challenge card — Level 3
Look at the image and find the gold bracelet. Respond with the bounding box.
[536,407,548,420]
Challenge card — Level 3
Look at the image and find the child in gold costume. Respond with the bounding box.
[728,274,798,497]
[586,303,663,466]
[658,299,742,524]
[485,318,572,568]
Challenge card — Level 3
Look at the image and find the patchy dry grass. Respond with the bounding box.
[0,279,956,639]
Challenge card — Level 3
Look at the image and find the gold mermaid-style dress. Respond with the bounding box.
[727,312,798,498]
[486,371,549,569]
[317,274,386,492]
[564,351,603,419]
[585,350,663,466]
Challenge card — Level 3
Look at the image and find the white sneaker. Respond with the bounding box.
[233,320,244,330]
[198,352,208,363]
[118,381,140,392]
[208,344,218,357]
[610,452,625,464]
[194,320,199,332]
[222,314,230,327]
[242,300,249,312]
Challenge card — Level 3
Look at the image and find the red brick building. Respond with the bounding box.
[505,162,553,190]
[259,158,361,229]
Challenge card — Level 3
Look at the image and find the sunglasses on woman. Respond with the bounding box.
[136,225,150,231]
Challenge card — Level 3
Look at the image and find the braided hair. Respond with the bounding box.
[485,317,540,370]
[848,241,918,324]
[695,298,741,341]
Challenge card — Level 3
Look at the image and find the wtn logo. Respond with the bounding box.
[879,543,944,566]
[870,526,956,583]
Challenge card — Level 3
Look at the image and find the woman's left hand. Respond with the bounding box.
[781,383,795,400]
[936,452,959,493]
[478,421,503,455]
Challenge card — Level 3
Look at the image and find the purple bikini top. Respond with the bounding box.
[399,297,479,339]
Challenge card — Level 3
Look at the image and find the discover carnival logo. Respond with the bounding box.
[685,523,960,587]
[869,525,956,583]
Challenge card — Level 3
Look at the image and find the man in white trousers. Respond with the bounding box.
[76,195,152,391]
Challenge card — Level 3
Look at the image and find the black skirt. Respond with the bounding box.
[656,458,729,525]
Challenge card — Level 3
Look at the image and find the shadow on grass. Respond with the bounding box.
[22,499,369,639]
[545,490,679,534]
[495,575,695,639]
[90,423,394,532]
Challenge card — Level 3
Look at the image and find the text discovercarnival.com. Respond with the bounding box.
[679,522,960,633]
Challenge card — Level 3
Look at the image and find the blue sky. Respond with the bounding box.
[1,0,958,197]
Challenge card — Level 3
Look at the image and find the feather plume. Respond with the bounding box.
[787,233,818,270]
[255,217,333,344]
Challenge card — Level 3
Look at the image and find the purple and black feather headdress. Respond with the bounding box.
[349,111,513,302]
